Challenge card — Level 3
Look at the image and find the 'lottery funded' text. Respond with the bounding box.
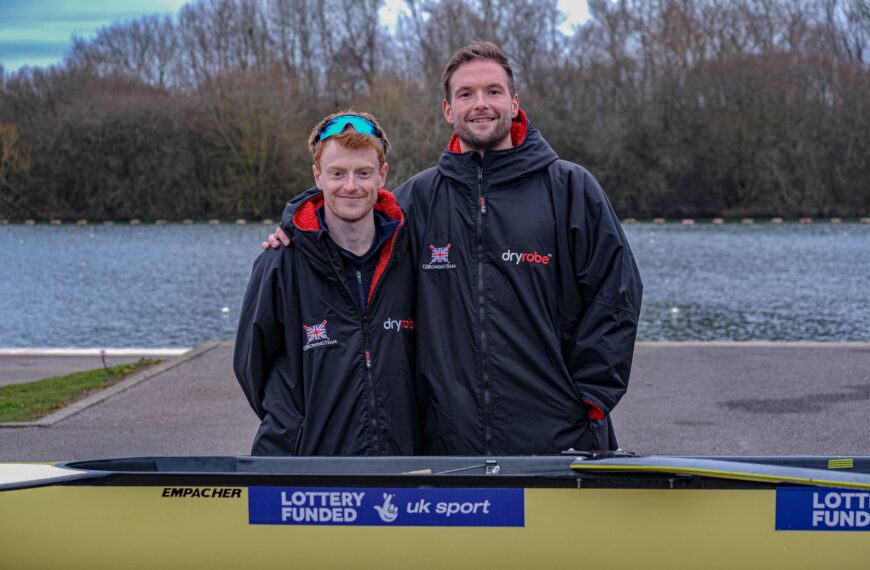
[248,487,524,527]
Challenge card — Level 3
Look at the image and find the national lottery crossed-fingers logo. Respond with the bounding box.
[303,320,338,351]
[374,493,399,523]
[423,243,456,270]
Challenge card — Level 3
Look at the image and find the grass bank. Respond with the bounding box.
[0,359,160,422]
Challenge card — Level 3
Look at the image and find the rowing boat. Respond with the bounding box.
[2,454,870,568]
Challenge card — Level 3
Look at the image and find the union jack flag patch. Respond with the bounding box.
[304,320,329,344]
[429,243,452,263]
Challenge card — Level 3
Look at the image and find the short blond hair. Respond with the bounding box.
[308,110,391,166]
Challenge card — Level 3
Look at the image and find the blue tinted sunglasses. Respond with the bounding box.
[315,114,385,150]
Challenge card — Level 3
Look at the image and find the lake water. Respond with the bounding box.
[0,223,868,347]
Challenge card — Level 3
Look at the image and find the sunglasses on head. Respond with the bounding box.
[314,114,385,150]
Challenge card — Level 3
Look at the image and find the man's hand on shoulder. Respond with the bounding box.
[261,226,291,250]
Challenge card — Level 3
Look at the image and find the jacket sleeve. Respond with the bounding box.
[233,250,306,455]
[557,163,643,415]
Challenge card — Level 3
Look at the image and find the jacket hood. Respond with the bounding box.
[439,108,559,187]
[280,186,321,232]
[283,187,405,308]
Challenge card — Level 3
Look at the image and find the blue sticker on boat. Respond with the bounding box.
[776,487,870,531]
[248,487,524,527]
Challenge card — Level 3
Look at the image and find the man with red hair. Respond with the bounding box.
[235,111,421,456]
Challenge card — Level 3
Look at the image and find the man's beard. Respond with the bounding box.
[455,113,512,152]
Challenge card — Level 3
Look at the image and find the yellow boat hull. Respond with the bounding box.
[2,455,870,569]
[3,485,870,568]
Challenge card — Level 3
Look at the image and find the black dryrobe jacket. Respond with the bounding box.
[391,109,643,455]
[234,189,421,456]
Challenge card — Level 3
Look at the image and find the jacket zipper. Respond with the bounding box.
[477,166,491,454]
[326,239,383,454]
[354,269,365,312]
[358,270,382,453]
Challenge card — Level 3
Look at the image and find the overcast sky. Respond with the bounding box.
[0,0,590,72]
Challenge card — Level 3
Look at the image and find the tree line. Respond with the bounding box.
[1,0,868,220]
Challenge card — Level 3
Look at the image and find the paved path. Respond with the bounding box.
[613,342,870,455]
[0,343,259,460]
[1,342,868,461]
[0,349,189,386]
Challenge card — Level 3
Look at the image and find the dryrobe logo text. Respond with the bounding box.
[303,320,338,351]
[248,487,524,527]
[501,249,552,266]
[422,243,456,271]
[383,318,414,332]
[776,487,870,531]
